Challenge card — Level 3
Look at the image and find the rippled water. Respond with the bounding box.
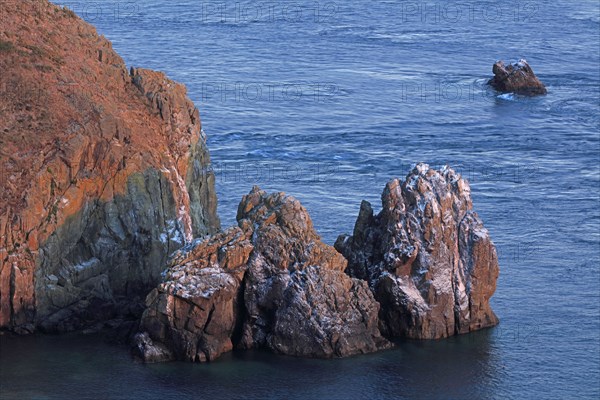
[1,1,599,398]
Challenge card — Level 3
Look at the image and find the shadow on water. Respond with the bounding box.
[0,328,502,400]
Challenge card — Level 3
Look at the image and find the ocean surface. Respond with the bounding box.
[1,0,599,398]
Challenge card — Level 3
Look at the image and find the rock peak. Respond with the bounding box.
[336,165,499,339]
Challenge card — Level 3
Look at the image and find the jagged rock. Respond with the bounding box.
[138,227,253,362]
[0,0,219,333]
[137,187,390,362]
[237,187,390,358]
[335,164,499,340]
[488,59,547,95]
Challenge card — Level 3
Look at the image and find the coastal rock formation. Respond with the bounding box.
[335,164,499,339]
[136,187,389,362]
[236,188,389,358]
[0,0,219,333]
[136,227,252,362]
[132,332,174,364]
[488,59,547,95]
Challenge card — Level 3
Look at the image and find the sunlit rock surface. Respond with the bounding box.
[0,0,219,333]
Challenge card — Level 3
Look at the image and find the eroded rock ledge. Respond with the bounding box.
[136,164,499,362]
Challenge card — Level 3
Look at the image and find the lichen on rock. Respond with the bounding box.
[0,0,219,333]
[137,227,252,362]
[137,167,499,362]
[236,187,390,358]
[136,187,390,362]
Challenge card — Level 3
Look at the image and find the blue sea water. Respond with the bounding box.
[1,1,599,398]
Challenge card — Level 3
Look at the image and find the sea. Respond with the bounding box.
[1,1,599,398]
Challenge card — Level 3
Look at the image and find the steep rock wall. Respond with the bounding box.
[0,0,219,332]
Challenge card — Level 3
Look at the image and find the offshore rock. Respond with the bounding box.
[335,164,499,340]
[488,59,547,95]
[137,187,389,362]
[0,1,219,333]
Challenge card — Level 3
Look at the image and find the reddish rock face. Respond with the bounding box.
[335,164,499,340]
[236,187,348,273]
[137,171,499,361]
[136,187,390,362]
[0,0,219,333]
[137,227,253,363]
[488,59,547,96]
[237,187,390,358]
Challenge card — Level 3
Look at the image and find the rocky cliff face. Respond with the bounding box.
[335,164,499,339]
[488,59,547,96]
[0,0,219,333]
[2,2,500,360]
[136,187,390,362]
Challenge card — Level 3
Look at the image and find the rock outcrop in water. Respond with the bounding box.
[137,167,499,362]
[335,164,499,339]
[488,59,547,96]
[0,0,219,333]
[236,188,390,358]
[135,227,252,362]
[136,187,390,362]
[2,2,500,363]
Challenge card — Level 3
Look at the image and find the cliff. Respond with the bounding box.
[0,0,219,333]
[1,2,499,360]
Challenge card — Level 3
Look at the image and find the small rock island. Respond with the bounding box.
[488,59,547,95]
